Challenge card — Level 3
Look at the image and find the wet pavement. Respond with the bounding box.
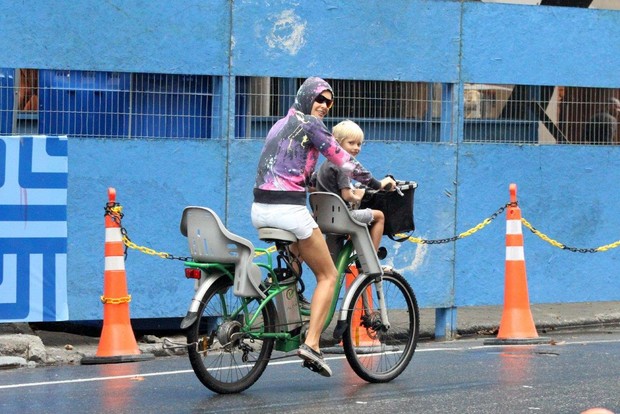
[1,301,619,369]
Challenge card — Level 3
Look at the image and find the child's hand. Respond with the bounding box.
[380,177,396,191]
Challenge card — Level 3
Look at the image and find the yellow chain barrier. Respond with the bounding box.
[520,218,565,249]
[104,201,192,261]
[123,236,175,259]
[394,203,509,245]
[457,217,494,238]
[100,294,132,304]
[521,217,620,253]
[391,203,620,254]
[596,240,620,252]
[108,205,123,216]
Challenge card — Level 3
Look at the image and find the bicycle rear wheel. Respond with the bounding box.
[186,277,276,394]
[342,269,419,383]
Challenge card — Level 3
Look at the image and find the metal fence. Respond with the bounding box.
[237,77,619,144]
[1,69,618,144]
[0,69,219,139]
[235,77,451,142]
[463,84,620,144]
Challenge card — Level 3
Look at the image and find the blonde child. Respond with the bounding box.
[313,120,386,252]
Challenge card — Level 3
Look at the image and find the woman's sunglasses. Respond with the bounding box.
[314,95,334,109]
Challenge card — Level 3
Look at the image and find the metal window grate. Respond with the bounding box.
[560,87,620,145]
[0,69,220,139]
[463,83,539,144]
[235,77,451,142]
[130,73,216,139]
[2,70,617,145]
[463,84,620,145]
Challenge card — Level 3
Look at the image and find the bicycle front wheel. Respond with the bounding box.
[186,277,276,394]
[342,269,419,383]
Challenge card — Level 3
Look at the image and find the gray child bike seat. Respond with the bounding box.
[180,206,265,299]
[309,192,382,276]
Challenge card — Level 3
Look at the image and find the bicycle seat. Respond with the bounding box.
[180,206,265,298]
[309,192,382,276]
[258,227,297,244]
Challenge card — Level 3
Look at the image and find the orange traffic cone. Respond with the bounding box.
[484,184,549,346]
[346,265,378,347]
[81,188,154,364]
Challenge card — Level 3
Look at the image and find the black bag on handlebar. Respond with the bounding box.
[359,181,417,241]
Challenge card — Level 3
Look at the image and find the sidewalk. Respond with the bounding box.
[1,301,619,369]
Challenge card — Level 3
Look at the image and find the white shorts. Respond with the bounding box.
[251,203,318,240]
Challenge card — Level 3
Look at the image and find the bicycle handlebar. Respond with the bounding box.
[358,179,417,202]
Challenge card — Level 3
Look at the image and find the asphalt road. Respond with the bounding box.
[0,327,618,414]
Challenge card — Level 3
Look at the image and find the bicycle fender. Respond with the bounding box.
[180,274,229,330]
[333,273,380,340]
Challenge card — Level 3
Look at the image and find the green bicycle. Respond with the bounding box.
[178,189,419,394]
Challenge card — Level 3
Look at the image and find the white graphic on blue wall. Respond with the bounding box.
[0,136,68,322]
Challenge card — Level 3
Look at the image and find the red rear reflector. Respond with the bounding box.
[185,268,201,279]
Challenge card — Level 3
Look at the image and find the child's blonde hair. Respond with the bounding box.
[332,120,364,144]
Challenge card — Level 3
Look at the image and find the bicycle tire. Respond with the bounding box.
[186,277,276,394]
[342,269,419,383]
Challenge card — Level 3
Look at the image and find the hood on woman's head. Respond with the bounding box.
[294,77,333,115]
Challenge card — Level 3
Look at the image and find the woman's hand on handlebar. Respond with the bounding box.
[380,176,397,191]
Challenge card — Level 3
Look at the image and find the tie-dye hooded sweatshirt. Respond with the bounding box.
[253,77,381,205]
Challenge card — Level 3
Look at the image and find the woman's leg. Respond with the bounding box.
[296,227,337,352]
[286,243,311,309]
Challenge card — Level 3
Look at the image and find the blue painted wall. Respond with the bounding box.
[462,3,620,87]
[1,1,231,75]
[1,1,619,320]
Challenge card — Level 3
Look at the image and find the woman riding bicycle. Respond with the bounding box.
[251,76,395,377]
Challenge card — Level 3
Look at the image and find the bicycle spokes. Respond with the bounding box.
[342,270,419,383]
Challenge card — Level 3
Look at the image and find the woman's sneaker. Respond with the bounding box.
[297,344,332,377]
